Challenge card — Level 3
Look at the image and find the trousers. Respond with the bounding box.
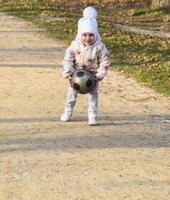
[64,83,99,117]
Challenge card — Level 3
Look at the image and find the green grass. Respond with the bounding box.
[0,0,170,95]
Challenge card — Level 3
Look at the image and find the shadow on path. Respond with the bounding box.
[0,114,169,124]
[0,115,169,153]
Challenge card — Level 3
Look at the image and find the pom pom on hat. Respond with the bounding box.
[83,6,98,19]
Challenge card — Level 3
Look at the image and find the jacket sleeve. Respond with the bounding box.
[96,44,111,79]
[63,41,76,78]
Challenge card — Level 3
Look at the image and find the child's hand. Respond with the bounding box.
[96,71,107,81]
[67,75,72,81]
[97,77,104,81]
[95,75,104,81]
[65,75,72,81]
[67,76,72,85]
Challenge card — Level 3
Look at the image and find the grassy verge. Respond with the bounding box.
[0,0,170,95]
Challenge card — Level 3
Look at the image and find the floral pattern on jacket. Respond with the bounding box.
[63,40,111,79]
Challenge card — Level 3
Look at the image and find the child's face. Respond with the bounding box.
[81,33,95,46]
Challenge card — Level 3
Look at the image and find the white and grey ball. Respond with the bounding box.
[71,69,96,94]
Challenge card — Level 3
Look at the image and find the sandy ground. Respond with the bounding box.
[0,12,170,200]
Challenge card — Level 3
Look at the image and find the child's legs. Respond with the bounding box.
[88,83,99,117]
[64,86,77,111]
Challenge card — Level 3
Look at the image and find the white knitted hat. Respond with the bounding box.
[78,17,98,36]
[76,6,101,42]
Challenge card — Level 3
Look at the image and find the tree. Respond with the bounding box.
[151,0,170,9]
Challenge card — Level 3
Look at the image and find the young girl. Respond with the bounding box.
[60,6,111,125]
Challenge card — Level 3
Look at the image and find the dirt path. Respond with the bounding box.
[0,12,170,200]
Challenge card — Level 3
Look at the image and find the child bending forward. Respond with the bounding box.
[60,6,111,125]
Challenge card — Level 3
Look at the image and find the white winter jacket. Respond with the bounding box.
[63,39,111,79]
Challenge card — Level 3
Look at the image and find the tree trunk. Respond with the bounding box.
[152,0,170,9]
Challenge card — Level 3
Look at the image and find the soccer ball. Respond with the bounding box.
[71,69,96,94]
